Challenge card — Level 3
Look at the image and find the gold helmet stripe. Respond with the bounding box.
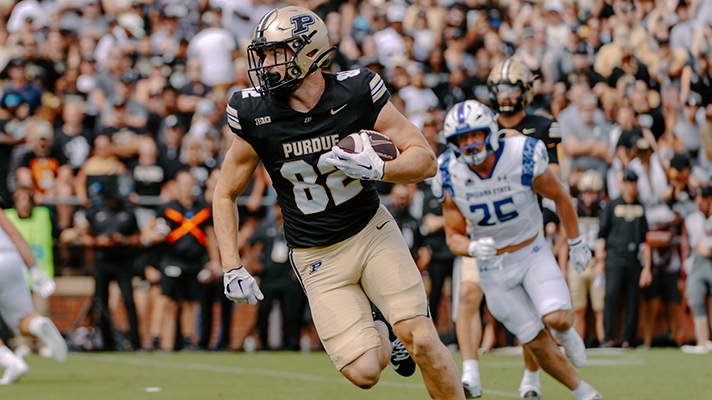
[256,8,278,36]
[501,59,512,83]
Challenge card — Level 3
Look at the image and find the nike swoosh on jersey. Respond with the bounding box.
[522,128,536,134]
[377,221,390,230]
[331,104,347,115]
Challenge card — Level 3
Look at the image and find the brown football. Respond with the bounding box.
[336,130,399,161]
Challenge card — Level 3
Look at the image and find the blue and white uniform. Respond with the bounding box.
[433,135,572,343]
[0,224,34,335]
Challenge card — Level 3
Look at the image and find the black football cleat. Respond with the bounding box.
[372,306,417,377]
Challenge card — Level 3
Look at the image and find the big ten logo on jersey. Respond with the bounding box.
[283,134,340,159]
[255,116,272,126]
[336,69,360,81]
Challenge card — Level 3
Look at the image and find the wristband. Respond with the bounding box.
[567,236,583,247]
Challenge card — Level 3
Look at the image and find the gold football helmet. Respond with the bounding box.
[487,59,535,115]
[247,6,335,95]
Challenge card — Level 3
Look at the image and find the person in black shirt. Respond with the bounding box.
[150,170,220,350]
[596,169,652,347]
[82,180,142,351]
[54,102,94,173]
[249,203,307,351]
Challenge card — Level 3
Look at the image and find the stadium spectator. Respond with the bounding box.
[1,58,43,115]
[187,9,238,89]
[148,170,219,351]
[81,177,141,351]
[569,170,606,346]
[597,169,652,348]
[563,92,611,185]
[248,202,307,351]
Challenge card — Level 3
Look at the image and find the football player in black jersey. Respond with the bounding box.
[489,59,563,179]
[213,6,464,398]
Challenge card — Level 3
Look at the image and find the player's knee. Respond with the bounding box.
[459,283,482,307]
[543,310,573,331]
[395,317,437,359]
[343,364,381,389]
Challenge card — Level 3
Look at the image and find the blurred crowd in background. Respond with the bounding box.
[0,0,712,353]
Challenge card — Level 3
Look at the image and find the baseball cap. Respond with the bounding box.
[6,58,25,68]
[387,5,406,23]
[622,169,638,182]
[1,93,25,109]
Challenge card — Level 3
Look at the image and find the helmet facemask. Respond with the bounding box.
[446,128,497,166]
[488,82,528,116]
[248,33,317,96]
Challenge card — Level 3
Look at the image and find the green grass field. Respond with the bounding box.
[2,348,710,399]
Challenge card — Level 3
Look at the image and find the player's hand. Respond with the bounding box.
[468,237,496,263]
[568,236,592,274]
[29,266,56,298]
[223,267,264,305]
[326,132,385,181]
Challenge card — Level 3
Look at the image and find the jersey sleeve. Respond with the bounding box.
[431,151,454,203]
[225,92,263,154]
[360,69,390,129]
[521,137,549,186]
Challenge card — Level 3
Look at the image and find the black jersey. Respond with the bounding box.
[227,68,390,248]
[499,114,562,164]
[576,200,603,251]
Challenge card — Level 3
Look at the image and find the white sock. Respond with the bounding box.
[572,381,594,400]
[28,316,46,337]
[523,368,539,383]
[0,346,16,368]
[462,359,480,382]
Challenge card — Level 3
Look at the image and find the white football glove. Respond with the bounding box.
[29,265,56,298]
[568,236,592,274]
[468,237,497,263]
[223,267,264,305]
[325,132,385,181]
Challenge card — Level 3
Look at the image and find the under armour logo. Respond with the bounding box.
[291,14,315,36]
[309,261,322,275]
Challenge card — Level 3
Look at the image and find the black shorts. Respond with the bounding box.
[642,269,682,304]
[160,264,201,301]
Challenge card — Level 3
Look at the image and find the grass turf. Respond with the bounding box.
[1,348,710,399]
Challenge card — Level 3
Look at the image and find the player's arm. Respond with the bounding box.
[0,209,37,267]
[374,101,437,183]
[212,135,261,273]
[441,190,471,257]
[532,168,580,240]
[0,208,55,296]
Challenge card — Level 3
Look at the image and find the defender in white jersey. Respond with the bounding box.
[0,209,67,384]
[434,101,601,400]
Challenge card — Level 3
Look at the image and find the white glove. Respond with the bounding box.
[568,236,592,274]
[325,132,385,180]
[29,265,56,298]
[223,267,264,305]
[467,237,497,263]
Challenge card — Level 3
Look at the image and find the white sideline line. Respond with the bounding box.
[486,358,644,368]
[72,354,520,398]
